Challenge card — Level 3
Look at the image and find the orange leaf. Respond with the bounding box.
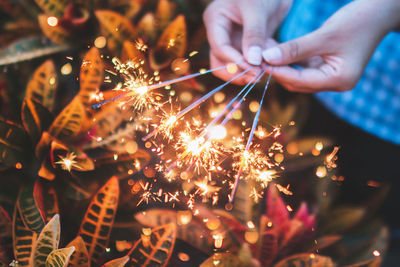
[79,177,119,264]
[95,10,137,54]
[79,48,104,107]
[127,223,176,267]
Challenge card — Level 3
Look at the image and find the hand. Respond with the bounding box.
[203,0,292,84]
[262,0,400,92]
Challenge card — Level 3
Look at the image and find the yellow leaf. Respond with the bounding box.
[79,48,104,107]
[38,14,72,44]
[45,246,75,267]
[33,214,60,267]
[136,13,157,43]
[25,59,58,112]
[95,10,137,54]
[49,96,86,141]
[79,177,119,264]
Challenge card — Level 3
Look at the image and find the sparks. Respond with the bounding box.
[55,152,80,172]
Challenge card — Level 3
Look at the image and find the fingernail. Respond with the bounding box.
[247,46,262,65]
[262,47,282,63]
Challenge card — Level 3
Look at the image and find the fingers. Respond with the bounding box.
[267,63,355,92]
[203,5,246,67]
[241,1,268,65]
[262,31,324,65]
[210,52,260,85]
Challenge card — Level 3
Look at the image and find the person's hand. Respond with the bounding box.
[262,0,400,92]
[203,0,292,84]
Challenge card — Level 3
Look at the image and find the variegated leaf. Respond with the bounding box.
[17,180,46,233]
[0,119,30,166]
[34,0,68,17]
[0,206,12,264]
[49,96,86,141]
[12,205,38,266]
[25,59,58,112]
[126,223,176,267]
[66,235,90,267]
[21,98,53,144]
[266,184,289,228]
[103,256,129,267]
[79,48,104,107]
[33,214,60,267]
[0,36,70,66]
[79,177,119,264]
[274,253,335,267]
[45,247,75,267]
[95,10,137,54]
[38,14,72,44]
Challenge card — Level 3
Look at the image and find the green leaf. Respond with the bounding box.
[0,119,30,167]
[200,253,245,267]
[273,253,335,267]
[12,205,38,266]
[25,59,58,112]
[34,0,68,17]
[103,256,129,267]
[0,206,12,264]
[79,47,104,107]
[17,180,46,233]
[320,206,365,235]
[66,235,90,267]
[0,36,70,66]
[33,214,61,267]
[22,98,53,144]
[126,223,176,267]
[79,177,119,264]
[45,246,75,267]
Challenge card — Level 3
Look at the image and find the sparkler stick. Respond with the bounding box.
[165,69,263,174]
[220,70,266,126]
[205,69,265,130]
[92,63,241,109]
[229,70,273,203]
[142,66,254,141]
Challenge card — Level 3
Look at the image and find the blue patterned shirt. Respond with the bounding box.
[280,0,400,144]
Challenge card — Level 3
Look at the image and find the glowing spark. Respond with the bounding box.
[55,152,80,172]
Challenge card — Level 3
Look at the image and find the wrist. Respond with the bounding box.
[366,0,400,33]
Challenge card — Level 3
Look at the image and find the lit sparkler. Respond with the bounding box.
[55,152,80,172]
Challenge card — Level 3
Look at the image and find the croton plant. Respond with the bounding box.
[0,0,389,266]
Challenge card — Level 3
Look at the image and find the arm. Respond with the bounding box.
[262,0,400,92]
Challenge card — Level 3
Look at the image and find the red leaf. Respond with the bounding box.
[259,230,278,267]
[265,185,289,227]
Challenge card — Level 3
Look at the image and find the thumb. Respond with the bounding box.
[242,6,268,65]
[262,31,323,65]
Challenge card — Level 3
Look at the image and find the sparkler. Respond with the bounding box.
[229,71,273,203]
